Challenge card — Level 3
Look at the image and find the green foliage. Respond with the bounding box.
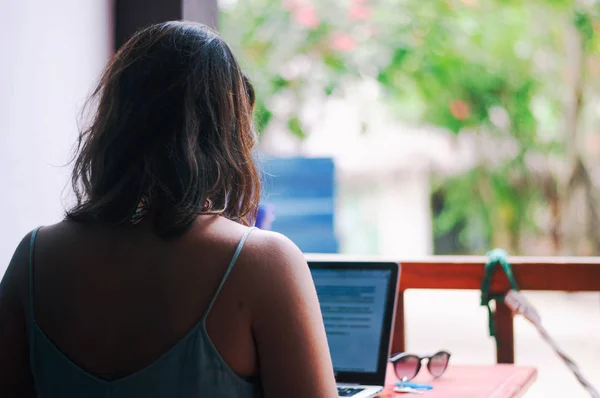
[254,99,273,132]
[220,0,600,254]
[574,10,595,49]
[287,116,306,139]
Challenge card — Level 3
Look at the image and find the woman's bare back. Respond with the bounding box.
[0,215,337,397]
[30,216,260,379]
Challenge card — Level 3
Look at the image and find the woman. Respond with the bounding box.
[0,22,337,397]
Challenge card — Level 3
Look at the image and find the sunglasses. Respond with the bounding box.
[389,351,451,381]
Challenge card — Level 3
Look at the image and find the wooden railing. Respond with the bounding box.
[391,256,600,363]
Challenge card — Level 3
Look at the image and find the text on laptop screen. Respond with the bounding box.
[310,269,392,373]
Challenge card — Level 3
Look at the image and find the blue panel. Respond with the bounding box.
[259,157,338,253]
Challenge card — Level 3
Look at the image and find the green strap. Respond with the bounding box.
[480,248,519,338]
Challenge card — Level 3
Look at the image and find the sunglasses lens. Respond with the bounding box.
[428,352,450,377]
[394,356,420,381]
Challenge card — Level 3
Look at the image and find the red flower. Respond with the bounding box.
[331,33,357,52]
[349,4,372,21]
[293,6,319,28]
[449,100,471,120]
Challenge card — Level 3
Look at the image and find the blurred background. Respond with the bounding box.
[223,0,600,259]
[1,0,599,396]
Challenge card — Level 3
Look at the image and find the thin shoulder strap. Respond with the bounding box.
[29,226,42,323]
[203,227,257,318]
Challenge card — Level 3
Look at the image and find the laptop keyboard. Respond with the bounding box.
[337,387,365,396]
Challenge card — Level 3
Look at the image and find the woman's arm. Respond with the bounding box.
[0,233,36,397]
[247,231,337,398]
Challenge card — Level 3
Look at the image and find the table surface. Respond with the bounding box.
[377,364,537,398]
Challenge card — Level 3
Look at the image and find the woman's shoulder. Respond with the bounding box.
[1,224,53,314]
[229,225,313,305]
[2,229,35,299]
[195,216,310,292]
[239,227,306,274]
[4,219,75,272]
[30,219,87,242]
[188,216,305,269]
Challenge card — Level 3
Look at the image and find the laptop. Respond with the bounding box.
[307,258,400,398]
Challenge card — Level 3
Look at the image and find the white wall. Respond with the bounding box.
[375,172,433,256]
[0,0,112,273]
[336,171,433,257]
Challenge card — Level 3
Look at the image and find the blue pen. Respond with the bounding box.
[395,381,434,390]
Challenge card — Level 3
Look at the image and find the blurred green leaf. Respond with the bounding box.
[323,54,348,73]
[324,81,337,96]
[254,100,272,132]
[271,76,289,93]
[287,116,305,139]
[574,10,595,49]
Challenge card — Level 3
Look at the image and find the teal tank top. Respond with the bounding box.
[28,227,260,397]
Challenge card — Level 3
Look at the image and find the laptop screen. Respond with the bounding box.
[310,268,392,373]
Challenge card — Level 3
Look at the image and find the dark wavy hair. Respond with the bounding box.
[67,21,260,237]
